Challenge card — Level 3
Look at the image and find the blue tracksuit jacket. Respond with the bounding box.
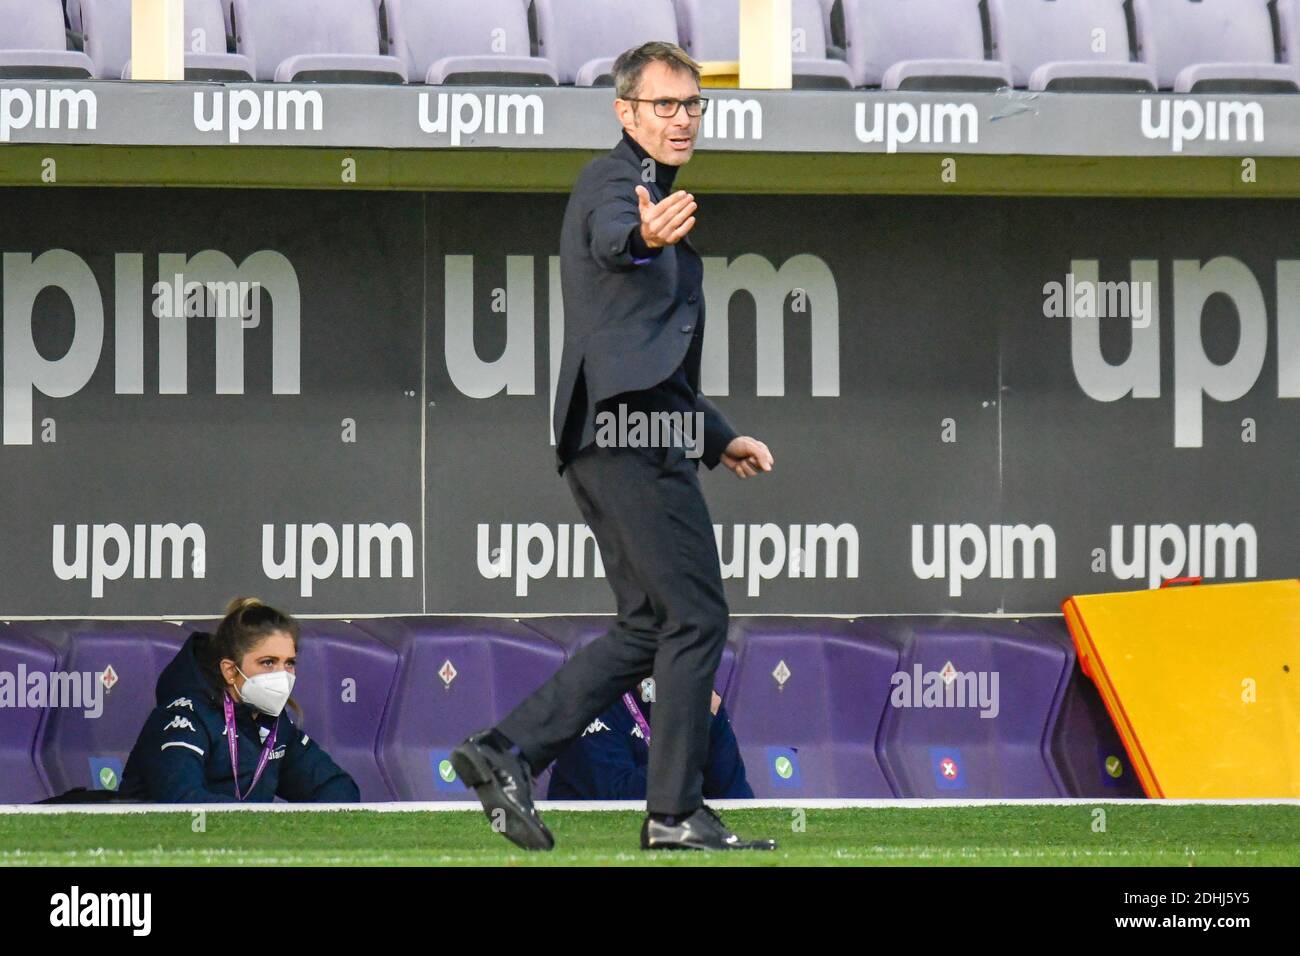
[120,633,360,803]
[547,688,754,800]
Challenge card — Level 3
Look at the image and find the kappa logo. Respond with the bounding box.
[581,718,609,736]
[163,715,196,732]
[167,697,194,710]
[630,724,645,740]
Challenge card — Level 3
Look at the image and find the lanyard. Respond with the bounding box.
[223,693,278,801]
[622,692,652,746]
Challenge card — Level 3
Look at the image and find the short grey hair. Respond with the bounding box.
[612,41,701,101]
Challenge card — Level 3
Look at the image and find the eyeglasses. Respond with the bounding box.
[625,96,711,118]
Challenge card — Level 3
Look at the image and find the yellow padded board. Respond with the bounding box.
[1062,579,1300,798]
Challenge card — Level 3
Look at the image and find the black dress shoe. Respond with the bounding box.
[640,805,778,851]
[450,730,555,851]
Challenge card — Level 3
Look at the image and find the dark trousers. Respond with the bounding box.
[496,441,729,815]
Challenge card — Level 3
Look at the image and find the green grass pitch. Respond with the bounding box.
[1,805,1296,866]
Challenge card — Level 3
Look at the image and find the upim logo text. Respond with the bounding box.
[194,89,323,143]
[0,87,97,141]
[2,249,301,445]
[478,521,859,597]
[1140,98,1263,153]
[1107,522,1257,588]
[54,522,206,598]
[1066,256,1300,448]
[854,101,978,153]
[417,91,543,145]
[263,522,416,597]
[912,523,1057,598]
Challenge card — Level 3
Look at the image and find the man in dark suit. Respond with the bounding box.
[451,41,776,852]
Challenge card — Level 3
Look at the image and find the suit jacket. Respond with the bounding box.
[553,134,738,475]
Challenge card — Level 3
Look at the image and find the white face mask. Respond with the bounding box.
[234,667,295,717]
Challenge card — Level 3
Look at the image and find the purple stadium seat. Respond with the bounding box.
[81,0,254,81]
[989,0,1157,91]
[1016,618,1145,798]
[724,618,900,797]
[674,0,853,89]
[12,621,186,796]
[356,617,566,800]
[818,0,837,38]
[1283,0,1300,67]
[876,618,1072,798]
[519,615,739,696]
[533,0,679,86]
[233,0,407,83]
[384,0,557,85]
[0,0,95,79]
[1132,0,1298,92]
[0,625,60,802]
[183,617,399,801]
[839,0,1012,90]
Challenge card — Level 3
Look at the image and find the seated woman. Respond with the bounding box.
[546,677,753,800]
[120,597,360,803]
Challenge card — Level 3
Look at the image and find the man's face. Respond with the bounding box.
[618,60,701,167]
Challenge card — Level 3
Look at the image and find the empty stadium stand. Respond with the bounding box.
[838,0,1013,90]
[674,0,853,89]
[2,0,1293,90]
[232,0,407,83]
[0,0,94,79]
[1132,0,1300,92]
[384,0,558,85]
[80,0,253,80]
[989,0,1157,91]
[532,0,679,86]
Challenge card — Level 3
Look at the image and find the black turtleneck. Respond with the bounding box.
[557,131,705,467]
[621,129,680,262]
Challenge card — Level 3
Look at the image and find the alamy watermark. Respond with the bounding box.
[1042,272,1152,328]
[594,404,704,458]
[889,662,1000,719]
[0,666,104,718]
[152,274,262,327]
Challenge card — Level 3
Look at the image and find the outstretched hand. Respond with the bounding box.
[636,185,697,249]
[721,436,773,479]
